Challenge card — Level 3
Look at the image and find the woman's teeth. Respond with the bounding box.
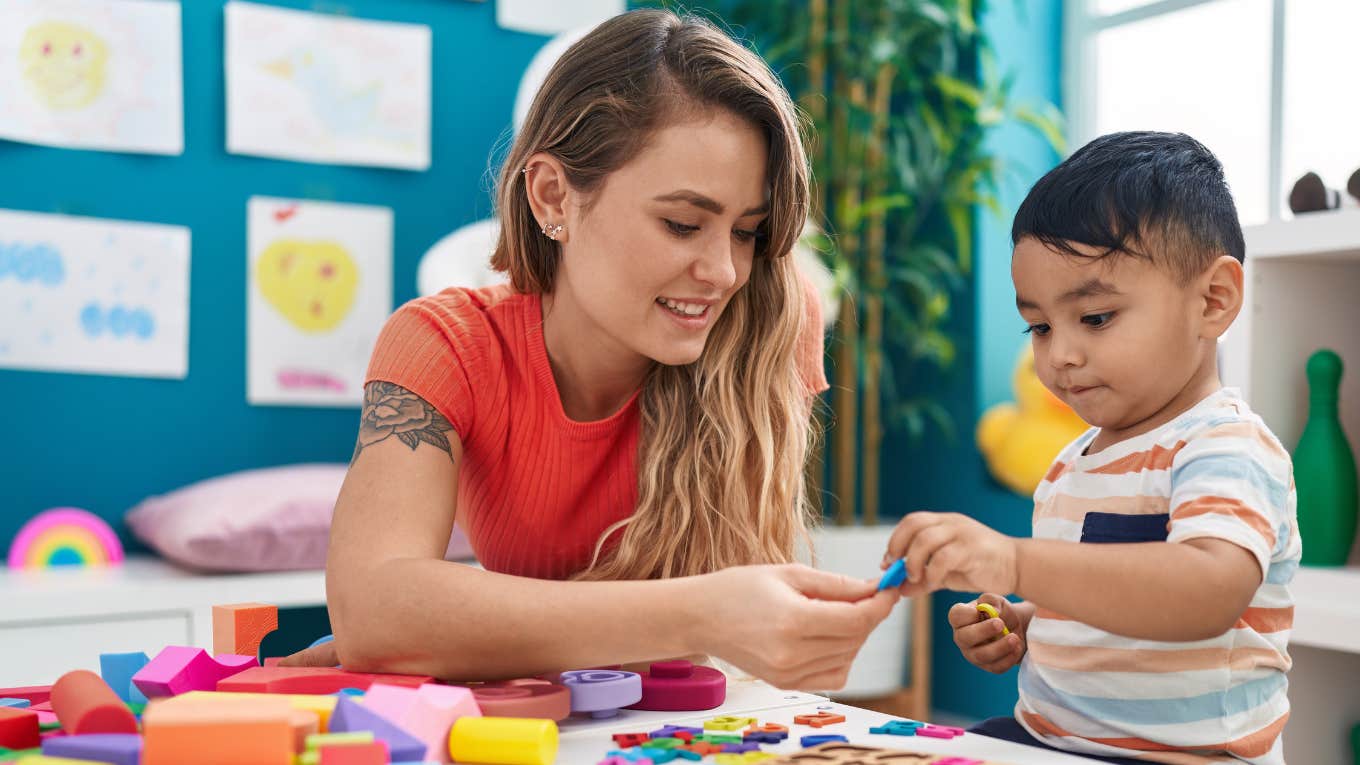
[657,297,707,316]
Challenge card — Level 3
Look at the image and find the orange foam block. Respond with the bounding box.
[218,666,433,695]
[49,671,136,735]
[141,695,295,765]
[132,646,256,698]
[362,683,480,764]
[176,690,339,732]
[213,603,278,657]
[0,705,41,749]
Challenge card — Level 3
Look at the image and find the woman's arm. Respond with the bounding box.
[326,383,897,688]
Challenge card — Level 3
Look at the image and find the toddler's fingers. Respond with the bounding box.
[954,617,1010,649]
[977,635,1024,674]
[947,601,979,629]
[968,630,1021,665]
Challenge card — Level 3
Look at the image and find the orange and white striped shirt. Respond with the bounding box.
[1017,388,1298,764]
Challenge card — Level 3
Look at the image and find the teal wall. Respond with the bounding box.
[880,0,1063,723]
[0,1,548,551]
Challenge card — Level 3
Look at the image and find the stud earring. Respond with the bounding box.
[542,223,564,240]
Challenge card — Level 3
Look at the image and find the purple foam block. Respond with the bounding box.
[42,733,142,765]
[720,742,760,753]
[651,725,703,739]
[330,695,428,762]
[744,730,787,744]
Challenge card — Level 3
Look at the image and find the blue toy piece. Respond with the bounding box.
[870,719,924,736]
[800,734,849,747]
[877,558,907,591]
[0,698,31,708]
[309,634,335,649]
[99,652,150,704]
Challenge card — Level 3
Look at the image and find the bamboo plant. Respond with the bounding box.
[650,0,1063,524]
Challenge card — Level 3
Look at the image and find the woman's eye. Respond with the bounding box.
[733,228,761,244]
[1022,323,1050,336]
[1082,311,1115,328]
[665,219,699,236]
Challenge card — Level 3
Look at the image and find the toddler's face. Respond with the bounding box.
[1012,237,1206,434]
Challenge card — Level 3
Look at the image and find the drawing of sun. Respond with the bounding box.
[19,21,109,110]
[256,239,359,333]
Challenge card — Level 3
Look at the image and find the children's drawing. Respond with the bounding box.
[226,2,431,170]
[0,0,183,154]
[0,208,190,378]
[496,0,624,36]
[248,197,392,407]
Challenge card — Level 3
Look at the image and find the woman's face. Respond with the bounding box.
[556,110,771,367]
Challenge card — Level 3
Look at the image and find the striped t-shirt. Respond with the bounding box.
[1016,388,1299,764]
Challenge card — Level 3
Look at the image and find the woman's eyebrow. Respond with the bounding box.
[652,189,768,216]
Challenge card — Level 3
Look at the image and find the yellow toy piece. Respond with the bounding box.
[448,716,558,765]
[256,239,359,333]
[975,603,1010,635]
[977,345,1088,495]
[705,715,756,731]
[19,21,108,110]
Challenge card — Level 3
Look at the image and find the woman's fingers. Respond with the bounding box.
[276,640,339,668]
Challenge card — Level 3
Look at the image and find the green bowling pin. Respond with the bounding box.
[1293,349,1359,565]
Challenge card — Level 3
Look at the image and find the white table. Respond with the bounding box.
[556,679,1105,764]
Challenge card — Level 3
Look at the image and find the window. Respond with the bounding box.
[1066,0,1358,224]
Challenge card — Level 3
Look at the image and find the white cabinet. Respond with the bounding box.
[0,557,325,687]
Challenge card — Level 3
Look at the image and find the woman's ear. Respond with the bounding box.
[1199,254,1244,339]
[522,152,571,244]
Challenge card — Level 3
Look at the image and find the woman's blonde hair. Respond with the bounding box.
[491,9,817,580]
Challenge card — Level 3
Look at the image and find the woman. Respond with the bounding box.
[286,9,896,691]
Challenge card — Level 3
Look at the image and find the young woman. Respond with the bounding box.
[285,9,896,691]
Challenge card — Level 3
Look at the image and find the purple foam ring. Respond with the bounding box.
[560,669,643,718]
[720,742,760,753]
[624,661,726,712]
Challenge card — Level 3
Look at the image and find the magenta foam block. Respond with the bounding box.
[624,661,725,712]
[132,647,257,698]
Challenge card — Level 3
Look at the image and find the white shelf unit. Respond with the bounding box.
[0,557,326,687]
[1220,208,1360,765]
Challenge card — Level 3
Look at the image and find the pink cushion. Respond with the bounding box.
[125,464,474,572]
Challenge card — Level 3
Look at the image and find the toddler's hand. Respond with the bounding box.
[948,594,1025,674]
[883,511,1018,596]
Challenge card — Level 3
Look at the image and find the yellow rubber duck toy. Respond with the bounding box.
[977,345,1090,495]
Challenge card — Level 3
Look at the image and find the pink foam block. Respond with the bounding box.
[362,683,481,764]
[133,647,257,698]
[624,661,725,712]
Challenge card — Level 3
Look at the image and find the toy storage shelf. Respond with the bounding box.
[1291,565,1360,653]
[1220,208,1360,765]
[0,556,326,686]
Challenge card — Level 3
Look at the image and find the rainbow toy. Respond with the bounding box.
[7,507,124,569]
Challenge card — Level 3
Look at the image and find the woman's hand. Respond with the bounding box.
[948,593,1026,674]
[692,563,898,691]
[277,640,340,668]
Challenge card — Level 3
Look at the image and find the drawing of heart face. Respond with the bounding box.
[20,21,109,110]
[256,239,359,333]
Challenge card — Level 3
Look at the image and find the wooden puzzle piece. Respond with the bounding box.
[766,742,1014,764]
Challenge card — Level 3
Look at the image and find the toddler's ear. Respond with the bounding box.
[1199,255,1244,338]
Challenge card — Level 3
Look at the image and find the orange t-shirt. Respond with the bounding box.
[365,282,829,580]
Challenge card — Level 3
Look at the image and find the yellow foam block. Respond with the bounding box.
[17,757,108,764]
[176,690,339,731]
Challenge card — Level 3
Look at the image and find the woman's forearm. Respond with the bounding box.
[329,557,701,679]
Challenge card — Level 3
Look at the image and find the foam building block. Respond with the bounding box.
[12,751,108,756]
[40,733,142,765]
[319,741,388,765]
[462,680,571,721]
[625,661,725,712]
[141,695,294,765]
[362,683,479,764]
[212,603,278,658]
[176,690,339,732]
[219,666,434,695]
[0,687,51,706]
[132,647,256,698]
[49,672,136,735]
[97,653,149,705]
[0,706,41,749]
[1,698,32,708]
[448,717,557,765]
[329,696,427,762]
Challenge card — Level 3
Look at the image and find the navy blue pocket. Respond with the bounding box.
[1079,512,1170,544]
